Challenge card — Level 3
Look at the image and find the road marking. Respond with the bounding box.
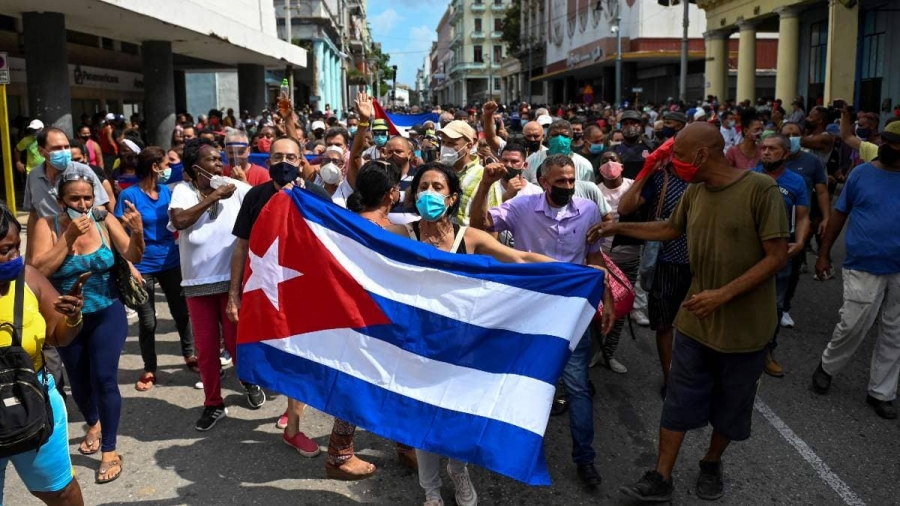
[755,398,866,506]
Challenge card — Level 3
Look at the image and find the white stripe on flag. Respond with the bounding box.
[264,328,555,435]
[307,218,597,349]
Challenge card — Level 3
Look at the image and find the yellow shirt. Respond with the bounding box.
[0,280,48,371]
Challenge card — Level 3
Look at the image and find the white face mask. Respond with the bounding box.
[440,145,463,165]
[209,174,239,189]
[320,162,342,185]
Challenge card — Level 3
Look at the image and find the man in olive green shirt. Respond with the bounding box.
[589,122,789,502]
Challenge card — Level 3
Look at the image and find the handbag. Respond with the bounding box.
[101,222,149,310]
[639,170,670,291]
[594,252,636,322]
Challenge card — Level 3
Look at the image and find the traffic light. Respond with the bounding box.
[392,65,398,78]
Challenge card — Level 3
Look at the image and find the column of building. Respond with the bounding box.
[774,7,800,102]
[703,30,730,103]
[736,20,757,103]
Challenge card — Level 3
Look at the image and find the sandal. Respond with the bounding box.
[325,456,376,481]
[184,356,200,374]
[78,436,100,455]
[96,455,124,484]
[135,372,156,391]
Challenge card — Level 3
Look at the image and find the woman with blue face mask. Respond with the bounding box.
[28,169,145,485]
[114,147,197,392]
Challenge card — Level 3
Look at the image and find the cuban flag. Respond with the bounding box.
[236,188,605,485]
[374,99,440,138]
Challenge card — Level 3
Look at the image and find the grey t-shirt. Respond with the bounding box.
[24,162,110,217]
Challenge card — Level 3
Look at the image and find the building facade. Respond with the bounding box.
[442,0,510,106]
[430,12,454,106]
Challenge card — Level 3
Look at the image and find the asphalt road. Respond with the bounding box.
[4,234,898,506]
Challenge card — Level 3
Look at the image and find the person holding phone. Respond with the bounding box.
[28,167,145,485]
[0,201,86,506]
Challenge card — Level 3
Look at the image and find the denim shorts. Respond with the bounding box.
[660,331,767,441]
[0,372,74,501]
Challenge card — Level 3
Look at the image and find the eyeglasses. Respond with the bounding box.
[270,153,301,163]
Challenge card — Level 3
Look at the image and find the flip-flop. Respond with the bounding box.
[184,356,200,373]
[135,372,156,392]
[78,436,100,455]
[96,455,124,484]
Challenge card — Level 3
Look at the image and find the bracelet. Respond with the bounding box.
[358,121,370,128]
[65,313,83,327]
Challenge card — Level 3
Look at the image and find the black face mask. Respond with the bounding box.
[761,160,784,172]
[525,140,542,153]
[269,161,300,186]
[503,167,523,180]
[879,145,900,166]
[572,132,583,141]
[660,127,677,139]
[548,185,575,206]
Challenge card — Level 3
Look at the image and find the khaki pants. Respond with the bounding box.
[821,269,900,401]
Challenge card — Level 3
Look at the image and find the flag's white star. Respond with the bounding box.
[243,237,302,310]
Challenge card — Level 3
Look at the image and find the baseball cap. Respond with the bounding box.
[693,109,707,120]
[438,120,474,142]
[880,120,900,143]
[536,115,553,126]
[663,111,688,124]
[27,119,44,131]
[105,113,115,121]
[311,120,326,131]
[372,119,390,132]
[620,110,642,123]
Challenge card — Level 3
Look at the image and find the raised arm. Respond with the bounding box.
[468,164,506,234]
[107,200,145,263]
[838,103,861,152]
[348,92,375,190]
[29,216,89,278]
[616,173,650,216]
[481,101,502,153]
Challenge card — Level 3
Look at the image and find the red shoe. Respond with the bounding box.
[275,411,289,430]
[283,430,320,457]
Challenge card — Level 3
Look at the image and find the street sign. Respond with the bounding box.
[631,87,643,93]
[0,52,9,85]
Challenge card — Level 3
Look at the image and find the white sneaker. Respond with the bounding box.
[448,464,477,506]
[780,312,795,328]
[220,350,233,367]
[125,306,138,320]
[606,357,628,374]
[630,310,650,326]
[194,380,204,390]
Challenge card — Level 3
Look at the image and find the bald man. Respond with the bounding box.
[590,122,789,502]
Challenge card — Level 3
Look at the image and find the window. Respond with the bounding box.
[495,0,503,4]
[66,30,99,48]
[473,46,483,63]
[807,22,827,85]
[474,18,482,32]
[859,10,885,113]
[494,18,503,32]
[120,41,139,55]
[494,78,501,90]
[101,37,114,50]
[493,45,503,62]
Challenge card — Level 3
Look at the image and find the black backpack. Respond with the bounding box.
[0,270,54,458]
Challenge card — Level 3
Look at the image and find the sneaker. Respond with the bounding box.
[866,395,898,420]
[780,312,795,328]
[812,362,832,394]
[282,430,321,457]
[576,463,602,488]
[195,404,227,431]
[447,464,477,506]
[764,351,784,378]
[194,368,226,390]
[220,349,233,367]
[423,500,444,506]
[276,411,289,430]
[697,460,724,500]
[630,309,650,326]
[244,383,266,409]
[605,357,628,374]
[619,470,674,502]
[125,306,138,320]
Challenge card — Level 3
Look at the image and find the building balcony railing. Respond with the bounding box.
[450,32,462,47]
[490,31,502,39]
[449,6,462,23]
[471,2,486,12]
[471,31,485,41]
[491,2,506,12]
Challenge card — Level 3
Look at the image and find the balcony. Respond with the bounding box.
[491,2,506,12]
[449,6,462,23]
[451,61,487,74]
[450,31,462,47]
[471,31,485,41]
[490,31,502,39]
[471,2,486,12]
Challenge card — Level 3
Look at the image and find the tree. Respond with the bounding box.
[368,43,395,96]
[500,0,522,56]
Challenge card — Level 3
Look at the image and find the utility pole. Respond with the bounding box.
[487,55,493,101]
[391,64,398,108]
[614,12,622,106]
[284,0,294,102]
[679,0,689,102]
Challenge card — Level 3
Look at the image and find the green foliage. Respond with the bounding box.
[501,0,522,56]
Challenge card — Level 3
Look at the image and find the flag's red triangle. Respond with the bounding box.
[236,191,390,344]
[373,99,401,136]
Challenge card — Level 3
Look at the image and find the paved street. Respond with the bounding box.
[4,234,899,506]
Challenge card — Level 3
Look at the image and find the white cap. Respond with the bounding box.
[105,113,116,121]
[311,120,326,131]
[693,109,707,120]
[537,115,553,126]
[27,119,44,131]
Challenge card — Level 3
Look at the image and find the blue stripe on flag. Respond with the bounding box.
[361,292,571,384]
[238,341,552,485]
[288,187,605,304]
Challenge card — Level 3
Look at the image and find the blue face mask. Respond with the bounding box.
[416,190,448,222]
[589,143,605,155]
[373,134,388,147]
[65,205,89,221]
[0,256,24,282]
[548,135,573,156]
[349,126,358,136]
[49,149,72,170]
[790,136,801,155]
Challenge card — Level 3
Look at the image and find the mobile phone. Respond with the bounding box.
[68,272,93,296]
[833,99,846,110]
[91,208,109,222]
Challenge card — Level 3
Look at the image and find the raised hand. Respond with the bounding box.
[120,201,144,234]
[482,100,499,117]
[64,214,92,243]
[356,92,374,122]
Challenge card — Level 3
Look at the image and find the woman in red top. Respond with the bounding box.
[725,109,763,170]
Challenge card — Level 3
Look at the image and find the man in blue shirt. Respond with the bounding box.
[812,126,900,420]
[754,135,809,377]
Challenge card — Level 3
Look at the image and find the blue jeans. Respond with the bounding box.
[560,328,595,465]
[770,261,792,350]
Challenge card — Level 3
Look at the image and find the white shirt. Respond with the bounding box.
[330,179,354,208]
[720,126,738,152]
[168,180,252,287]
[524,150,595,184]
[597,178,641,263]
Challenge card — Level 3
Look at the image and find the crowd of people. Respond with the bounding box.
[1,89,898,506]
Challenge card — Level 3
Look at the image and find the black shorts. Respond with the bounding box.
[660,331,767,441]
[648,261,692,331]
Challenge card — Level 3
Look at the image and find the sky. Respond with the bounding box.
[367,0,443,87]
